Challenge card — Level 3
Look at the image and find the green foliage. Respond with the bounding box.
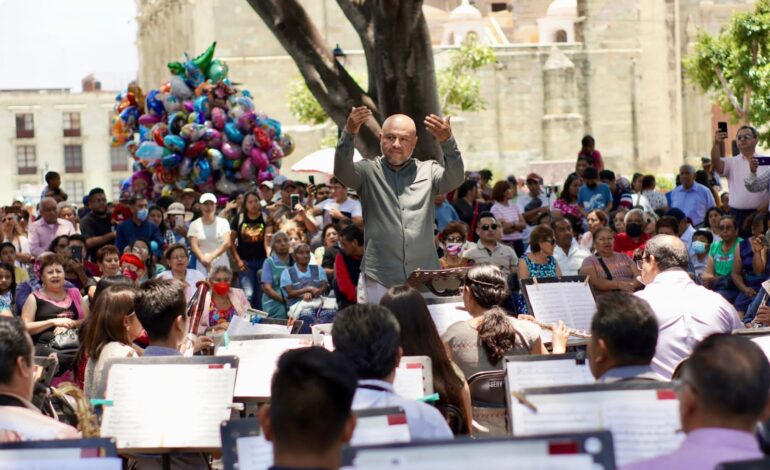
[684,0,770,145]
[438,34,497,115]
[287,79,329,126]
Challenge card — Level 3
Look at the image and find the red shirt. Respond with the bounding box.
[614,232,651,257]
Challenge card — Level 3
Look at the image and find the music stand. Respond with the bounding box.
[520,275,595,344]
[220,419,260,470]
[0,438,118,464]
[341,431,615,468]
[504,352,593,392]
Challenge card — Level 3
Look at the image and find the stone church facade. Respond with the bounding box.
[135,0,753,184]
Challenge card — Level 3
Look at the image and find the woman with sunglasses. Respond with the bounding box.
[439,222,471,269]
[516,225,561,314]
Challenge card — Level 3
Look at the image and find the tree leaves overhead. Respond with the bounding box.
[438,34,497,115]
[684,0,770,145]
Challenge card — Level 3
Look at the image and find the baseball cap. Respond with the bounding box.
[259,181,274,190]
[281,180,297,189]
[199,193,217,204]
[526,172,543,183]
[166,202,185,215]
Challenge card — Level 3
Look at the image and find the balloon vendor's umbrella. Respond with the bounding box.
[290,147,363,176]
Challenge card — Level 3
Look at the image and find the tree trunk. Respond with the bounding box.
[248,0,444,161]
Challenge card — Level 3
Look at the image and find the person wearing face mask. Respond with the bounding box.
[689,230,712,283]
[577,167,613,218]
[197,266,249,334]
[614,209,651,257]
[118,253,146,286]
[439,222,471,269]
[115,195,163,255]
[634,235,742,379]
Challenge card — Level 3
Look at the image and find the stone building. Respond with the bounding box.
[134,0,754,186]
[0,76,131,204]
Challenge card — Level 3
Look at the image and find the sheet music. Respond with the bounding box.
[427,302,470,336]
[523,281,595,336]
[227,315,291,336]
[216,337,312,397]
[351,413,411,446]
[101,363,235,449]
[512,402,602,435]
[751,336,770,361]
[350,453,593,470]
[393,367,425,400]
[602,401,684,466]
[236,434,273,470]
[0,459,122,470]
[506,358,594,391]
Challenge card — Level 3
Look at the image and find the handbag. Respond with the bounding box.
[48,328,79,350]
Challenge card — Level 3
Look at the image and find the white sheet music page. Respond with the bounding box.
[751,336,770,361]
[100,363,235,449]
[0,458,122,470]
[601,395,683,466]
[351,412,411,446]
[427,302,470,336]
[227,315,291,336]
[350,453,593,470]
[393,366,425,400]
[216,337,312,397]
[524,281,595,337]
[512,401,602,435]
[506,358,594,391]
[236,434,273,470]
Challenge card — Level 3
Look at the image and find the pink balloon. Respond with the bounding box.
[257,170,273,183]
[239,157,255,180]
[250,148,269,172]
[221,141,242,160]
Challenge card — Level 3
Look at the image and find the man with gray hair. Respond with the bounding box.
[669,164,716,226]
[27,197,75,257]
[634,235,742,379]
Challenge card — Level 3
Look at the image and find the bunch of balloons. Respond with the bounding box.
[111,42,295,200]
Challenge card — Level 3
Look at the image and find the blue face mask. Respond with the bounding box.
[692,240,707,255]
[136,208,149,222]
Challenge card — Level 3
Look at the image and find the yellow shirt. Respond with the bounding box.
[14,266,29,284]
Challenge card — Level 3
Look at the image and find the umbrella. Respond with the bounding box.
[291,147,363,176]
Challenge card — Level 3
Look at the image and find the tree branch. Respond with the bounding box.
[335,0,380,104]
[715,65,746,117]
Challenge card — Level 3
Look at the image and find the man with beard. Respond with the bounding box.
[79,188,115,262]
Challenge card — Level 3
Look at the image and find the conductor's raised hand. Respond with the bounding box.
[424,114,452,142]
[344,106,372,135]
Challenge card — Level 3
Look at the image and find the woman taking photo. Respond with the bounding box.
[156,244,205,301]
[580,227,640,295]
[442,265,568,379]
[230,191,270,308]
[21,254,88,374]
[490,180,525,256]
[82,285,143,398]
[552,175,583,223]
[381,285,472,435]
[188,192,232,276]
[1,211,31,265]
[198,266,250,334]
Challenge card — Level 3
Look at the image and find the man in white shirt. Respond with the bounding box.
[0,317,79,441]
[332,304,453,441]
[551,218,590,276]
[312,177,363,229]
[634,235,743,379]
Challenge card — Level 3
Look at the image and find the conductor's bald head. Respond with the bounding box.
[380,114,418,167]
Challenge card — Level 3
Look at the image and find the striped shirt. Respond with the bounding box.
[490,201,523,241]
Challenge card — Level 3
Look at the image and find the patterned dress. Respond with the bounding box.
[515,255,558,314]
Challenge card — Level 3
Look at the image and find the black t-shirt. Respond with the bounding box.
[79,211,113,261]
[231,214,267,261]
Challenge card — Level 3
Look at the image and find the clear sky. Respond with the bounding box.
[0,0,137,92]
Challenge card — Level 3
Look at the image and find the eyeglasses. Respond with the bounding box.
[169,255,188,261]
[736,135,755,141]
[541,238,555,245]
[635,255,650,270]
[480,224,499,231]
[445,236,464,243]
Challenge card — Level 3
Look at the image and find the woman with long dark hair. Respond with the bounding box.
[229,191,270,308]
[443,265,568,379]
[380,286,472,434]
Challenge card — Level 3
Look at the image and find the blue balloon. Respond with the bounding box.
[161,153,182,169]
[193,159,211,184]
[163,134,187,153]
[194,95,210,116]
[146,90,165,116]
[224,122,244,144]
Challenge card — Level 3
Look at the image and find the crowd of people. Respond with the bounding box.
[0,112,769,470]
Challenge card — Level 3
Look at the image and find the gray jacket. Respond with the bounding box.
[334,131,465,287]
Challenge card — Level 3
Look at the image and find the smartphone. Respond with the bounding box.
[70,245,82,263]
[174,215,184,227]
[290,194,300,207]
[757,157,770,166]
[718,121,728,134]
[309,175,315,185]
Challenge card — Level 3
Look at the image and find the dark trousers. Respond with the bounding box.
[730,207,759,238]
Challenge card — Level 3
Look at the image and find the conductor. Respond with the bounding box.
[334,107,465,303]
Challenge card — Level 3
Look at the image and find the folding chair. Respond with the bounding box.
[467,369,508,436]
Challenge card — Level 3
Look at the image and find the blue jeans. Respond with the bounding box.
[745,292,768,324]
[238,258,264,309]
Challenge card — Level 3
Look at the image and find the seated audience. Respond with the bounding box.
[130,238,163,280]
[87,245,121,300]
[580,227,640,295]
[640,174,668,212]
[731,212,770,314]
[118,252,146,285]
[579,209,607,251]
[0,263,16,317]
[443,265,567,379]
[634,235,742,378]
[335,225,363,309]
[611,208,628,234]
[82,285,142,398]
[614,209,651,257]
[701,206,723,242]
[198,266,250,334]
[381,286,472,434]
[156,244,205,301]
[314,224,339,279]
[670,164,715,226]
[577,167,613,217]
[0,316,79,441]
[655,216,679,236]
[261,231,293,319]
[280,243,328,315]
[463,212,518,276]
[587,292,662,382]
[643,211,658,236]
[439,222,471,269]
[689,230,712,282]
[551,218,590,276]
[490,180,525,255]
[516,225,560,314]
[332,303,454,441]
[0,242,29,284]
[552,174,583,222]
[702,215,742,303]
[260,347,357,470]
[434,193,461,233]
[21,254,87,374]
[624,335,769,470]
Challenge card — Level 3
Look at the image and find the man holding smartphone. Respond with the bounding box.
[711,124,769,234]
[334,107,464,304]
